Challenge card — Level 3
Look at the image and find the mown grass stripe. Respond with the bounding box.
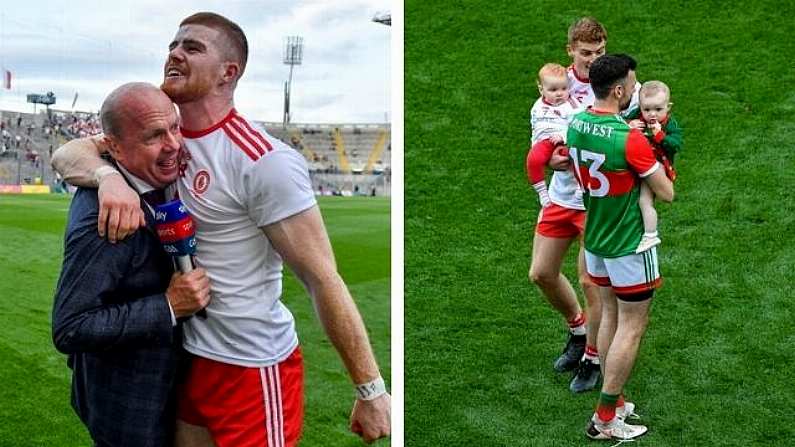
[0,194,390,446]
[406,1,795,445]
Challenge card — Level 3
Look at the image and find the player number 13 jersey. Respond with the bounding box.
[566,109,659,257]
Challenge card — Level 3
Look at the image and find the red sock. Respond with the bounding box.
[617,394,625,408]
[596,393,619,423]
[568,312,586,335]
[584,344,599,361]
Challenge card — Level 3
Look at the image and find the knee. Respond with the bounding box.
[579,276,605,310]
[619,314,650,338]
[579,274,598,294]
[529,267,556,288]
[622,321,649,340]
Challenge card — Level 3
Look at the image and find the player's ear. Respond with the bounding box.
[104,135,124,162]
[614,83,624,99]
[220,62,240,85]
[537,83,543,96]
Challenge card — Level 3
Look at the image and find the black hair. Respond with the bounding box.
[589,53,637,100]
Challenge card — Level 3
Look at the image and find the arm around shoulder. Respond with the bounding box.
[51,134,112,187]
[52,134,144,241]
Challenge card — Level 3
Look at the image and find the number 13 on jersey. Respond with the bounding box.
[570,147,609,197]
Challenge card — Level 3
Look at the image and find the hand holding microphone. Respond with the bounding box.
[164,269,210,318]
[155,199,209,318]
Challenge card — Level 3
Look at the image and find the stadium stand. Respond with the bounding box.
[260,122,391,196]
[0,109,391,197]
[0,110,70,190]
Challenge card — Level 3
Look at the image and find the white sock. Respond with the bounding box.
[570,325,586,335]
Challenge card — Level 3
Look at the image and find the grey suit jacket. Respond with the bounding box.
[52,187,182,447]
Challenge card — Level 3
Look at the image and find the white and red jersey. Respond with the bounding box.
[529,95,585,210]
[530,96,582,145]
[177,109,316,368]
[548,164,585,210]
[567,64,641,116]
[529,96,585,209]
[567,65,595,107]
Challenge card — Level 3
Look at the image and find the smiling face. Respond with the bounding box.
[107,88,182,188]
[161,24,226,104]
[567,40,606,80]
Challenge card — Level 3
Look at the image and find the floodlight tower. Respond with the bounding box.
[372,11,391,26]
[283,36,303,127]
[372,11,391,124]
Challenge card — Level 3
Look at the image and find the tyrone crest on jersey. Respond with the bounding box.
[193,169,210,195]
[178,148,192,177]
[573,88,589,104]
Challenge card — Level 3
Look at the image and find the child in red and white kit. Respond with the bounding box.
[526,63,583,207]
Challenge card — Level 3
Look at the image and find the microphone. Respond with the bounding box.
[154,199,207,319]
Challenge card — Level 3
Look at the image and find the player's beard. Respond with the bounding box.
[161,72,214,105]
[619,92,632,112]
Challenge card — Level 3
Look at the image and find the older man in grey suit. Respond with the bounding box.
[52,83,210,447]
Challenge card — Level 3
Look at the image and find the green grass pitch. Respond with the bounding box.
[405,1,795,446]
[0,193,390,447]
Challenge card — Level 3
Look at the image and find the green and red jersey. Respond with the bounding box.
[566,108,660,257]
[625,109,683,164]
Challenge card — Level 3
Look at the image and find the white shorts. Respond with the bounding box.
[585,248,662,296]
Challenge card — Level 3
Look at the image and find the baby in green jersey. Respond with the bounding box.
[628,81,683,253]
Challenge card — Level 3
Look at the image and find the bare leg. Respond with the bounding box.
[601,298,653,395]
[586,294,651,441]
[638,182,657,234]
[578,244,601,349]
[529,233,581,321]
[175,420,216,447]
[596,287,617,375]
[568,258,606,392]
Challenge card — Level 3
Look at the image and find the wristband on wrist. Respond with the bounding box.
[532,181,550,207]
[94,165,121,185]
[355,376,387,401]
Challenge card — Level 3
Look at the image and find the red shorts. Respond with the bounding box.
[535,203,586,238]
[178,346,304,447]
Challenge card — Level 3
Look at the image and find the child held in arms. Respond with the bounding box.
[627,80,683,253]
[526,63,583,207]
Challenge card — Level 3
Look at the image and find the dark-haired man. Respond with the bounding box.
[566,54,673,440]
[52,12,390,447]
[529,17,646,395]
